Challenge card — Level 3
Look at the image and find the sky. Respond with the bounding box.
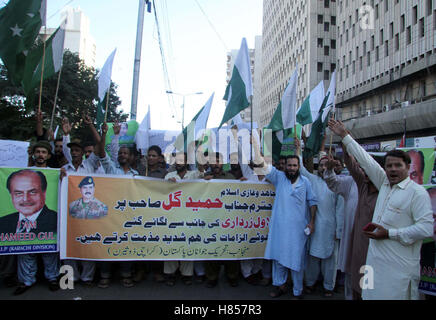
[45,0,264,131]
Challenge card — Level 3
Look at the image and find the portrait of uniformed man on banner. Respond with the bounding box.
[69,177,108,220]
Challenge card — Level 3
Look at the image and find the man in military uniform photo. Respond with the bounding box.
[69,177,108,219]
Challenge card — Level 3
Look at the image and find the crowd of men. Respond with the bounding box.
[0,112,434,300]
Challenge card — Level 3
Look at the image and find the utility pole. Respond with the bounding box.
[131,0,146,121]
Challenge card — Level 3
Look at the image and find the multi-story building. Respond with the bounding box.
[40,7,96,68]
[336,0,436,144]
[260,0,337,128]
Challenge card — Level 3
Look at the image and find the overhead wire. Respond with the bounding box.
[152,0,178,120]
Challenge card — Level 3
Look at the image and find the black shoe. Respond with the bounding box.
[206,279,218,288]
[195,275,206,284]
[48,280,60,291]
[13,283,32,296]
[290,293,304,300]
[245,274,259,285]
[182,276,193,285]
[165,274,176,287]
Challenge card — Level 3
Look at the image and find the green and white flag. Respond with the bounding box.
[321,70,336,122]
[219,38,253,128]
[296,80,325,126]
[303,71,337,159]
[22,26,65,96]
[175,93,215,152]
[0,0,45,85]
[267,68,298,131]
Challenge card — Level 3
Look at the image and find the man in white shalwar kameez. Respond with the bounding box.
[323,157,358,300]
[329,119,434,300]
[297,151,341,297]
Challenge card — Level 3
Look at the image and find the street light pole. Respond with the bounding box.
[166,91,203,130]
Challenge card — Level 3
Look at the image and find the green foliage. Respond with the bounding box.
[0,50,128,142]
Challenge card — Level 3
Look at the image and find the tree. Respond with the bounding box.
[0,50,128,142]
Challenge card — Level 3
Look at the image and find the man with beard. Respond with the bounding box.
[294,139,342,298]
[258,154,318,299]
[329,119,433,300]
[95,122,139,289]
[163,152,204,286]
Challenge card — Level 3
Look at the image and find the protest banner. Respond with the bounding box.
[419,185,436,296]
[0,167,59,254]
[60,174,274,261]
[398,148,435,185]
[0,140,30,168]
[104,120,139,156]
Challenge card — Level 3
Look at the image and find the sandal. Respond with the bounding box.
[304,285,316,294]
[121,277,134,288]
[269,284,288,298]
[323,289,334,297]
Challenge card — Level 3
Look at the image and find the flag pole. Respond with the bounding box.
[328,112,335,157]
[50,63,63,131]
[250,96,253,164]
[104,87,110,123]
[37,28,48,113]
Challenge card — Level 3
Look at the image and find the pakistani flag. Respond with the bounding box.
[0,0,46,85]
[219,38,253,128]
[174,93,215,153]
[267,68,298,131]
[296,80,325,126]
[22,26,65,96]
[321,70,336,123]
[96,48,117,127]
[303,71,337,159]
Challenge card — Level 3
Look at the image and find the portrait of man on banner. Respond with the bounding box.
[69,176,108,220]
[0,169,57,236]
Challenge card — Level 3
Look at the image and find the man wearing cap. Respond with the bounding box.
[295,139,342,298]
[60,116,103,287]
[69,177,108,220]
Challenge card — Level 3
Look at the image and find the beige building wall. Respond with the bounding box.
[336,0,436,122]
[260,0,337,128]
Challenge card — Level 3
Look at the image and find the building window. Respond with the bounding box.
[395,34,399,51]
[401,14,405,32]
[324,0,330,9]
[380,29,384,45]
[324,46,330,56]
[318,38,323,48]
[420,18,425,37]
[376,47,379,61]
[324,22,330,32]
[331,39,336,49]
[407,26,412,44]
[385,40,389,57]
[367,52,371,66]
[325,70,330,80]
[318,15,324,24]
[331,16,336,26]
[375,4,379,19]
[413,6,418,25]
[331,63,336,71]
[427,0,433,16]
[390,22,394,39]
[318,62,323,72]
